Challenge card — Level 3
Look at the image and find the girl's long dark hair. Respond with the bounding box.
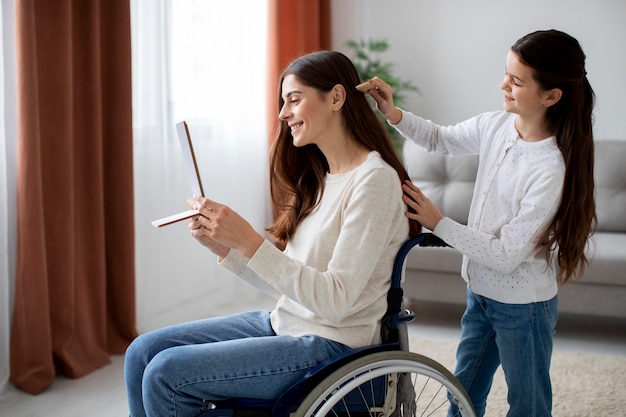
[266,51,421,244]
[512,29,597,283]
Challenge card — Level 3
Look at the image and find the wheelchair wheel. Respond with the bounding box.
[292,351,475,417]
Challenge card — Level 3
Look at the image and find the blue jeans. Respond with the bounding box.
[449,288,558,417]
[124,310,350,417]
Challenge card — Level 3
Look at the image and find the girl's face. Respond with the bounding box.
[501,51,553,120]
[279,74,334,148]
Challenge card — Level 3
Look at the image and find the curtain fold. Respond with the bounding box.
[0,0,18,397]
[10,0,137,395]
[266,0,330,143]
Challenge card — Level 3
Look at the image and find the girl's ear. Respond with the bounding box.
[544,88,563,108]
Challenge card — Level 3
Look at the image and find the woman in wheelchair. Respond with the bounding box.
[124,50,421,417]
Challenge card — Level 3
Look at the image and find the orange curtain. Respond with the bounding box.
[10,0,137,395]
[267,0,331,143]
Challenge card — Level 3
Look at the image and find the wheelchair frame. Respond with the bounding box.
[196,234,476,417]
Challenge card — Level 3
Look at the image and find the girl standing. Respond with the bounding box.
[368,29,596,416]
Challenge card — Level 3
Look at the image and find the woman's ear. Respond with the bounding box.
[544,88,563,108]
[331,84,347,111]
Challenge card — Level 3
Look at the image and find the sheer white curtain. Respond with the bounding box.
[0,0,17,396]
[131,0,273,333]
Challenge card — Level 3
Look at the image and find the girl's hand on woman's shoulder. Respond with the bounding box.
[402,181,444,231]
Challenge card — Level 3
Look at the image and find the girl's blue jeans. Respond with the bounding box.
[449,288,558,417]
[124,310,350,417]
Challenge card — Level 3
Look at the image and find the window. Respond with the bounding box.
[130,0,271,331]
[131,0,268,144]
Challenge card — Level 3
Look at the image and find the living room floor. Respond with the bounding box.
[1,302,624,417]
[408,301,626,357]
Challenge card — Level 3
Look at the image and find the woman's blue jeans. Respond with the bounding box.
[449,288,558,417]
[124,310,350,417]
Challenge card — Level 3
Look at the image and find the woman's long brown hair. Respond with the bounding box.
[512,30,597,284]
[266,51,421,245]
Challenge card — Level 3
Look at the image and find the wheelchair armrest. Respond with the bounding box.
[398,308,415,323]
[418,233,450,248]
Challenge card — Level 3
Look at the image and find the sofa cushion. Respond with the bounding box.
[401,138,626,319]
[403,141,478,225]
[594,140,626,232]
[405,246,463,274]
[405,233,625,285]
[581,232,626,286]
[403,139,625,232]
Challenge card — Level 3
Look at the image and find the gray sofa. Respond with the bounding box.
[402,139,626,319]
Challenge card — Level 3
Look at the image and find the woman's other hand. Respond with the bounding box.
[187,196,264,259]
[187,213,231,259]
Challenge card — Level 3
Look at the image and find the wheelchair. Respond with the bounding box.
[197,234,476,417]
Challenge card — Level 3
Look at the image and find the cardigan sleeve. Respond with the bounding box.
[393,110,521,158]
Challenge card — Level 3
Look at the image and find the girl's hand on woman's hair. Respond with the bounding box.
[367,76,403,125]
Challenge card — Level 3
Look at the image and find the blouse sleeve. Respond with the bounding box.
[219,247,283,300]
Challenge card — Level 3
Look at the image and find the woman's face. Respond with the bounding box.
[501,51,551,119]
[279,74,334,148]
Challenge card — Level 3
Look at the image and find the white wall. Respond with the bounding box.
[134,0,626,333]
[330,0,626,140]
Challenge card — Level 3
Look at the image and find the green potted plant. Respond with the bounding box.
[346,39,420,155]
